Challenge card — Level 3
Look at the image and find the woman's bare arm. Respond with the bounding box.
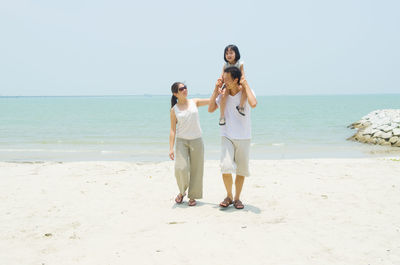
[193,98,210,107]
[169,108,177,160]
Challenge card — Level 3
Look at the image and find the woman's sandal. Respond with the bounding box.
[175,193,184,204]
[233,200,244,209]
[219,197,233,207]
[188,199,197,206]
[236,106,246,116]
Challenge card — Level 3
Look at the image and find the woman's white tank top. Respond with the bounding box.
[173,99,202,140]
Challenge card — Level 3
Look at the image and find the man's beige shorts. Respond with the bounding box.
[220,136,250,176]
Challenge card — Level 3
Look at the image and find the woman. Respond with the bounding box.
[169,82,209,206]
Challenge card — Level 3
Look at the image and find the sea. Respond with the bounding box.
[1,94,400,162]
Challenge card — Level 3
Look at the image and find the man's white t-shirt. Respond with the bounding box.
[216,89,255,140]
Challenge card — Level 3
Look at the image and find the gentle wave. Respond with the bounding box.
[0,149,93,153]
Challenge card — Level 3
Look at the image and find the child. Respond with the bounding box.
[219,44,247,126]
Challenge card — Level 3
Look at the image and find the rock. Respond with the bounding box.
[349,121,371,129]
[373,131,383,138]
[348,122,359,129]
[363,121,372,128]
[394,141,400,147]
[358,135,367,143]
[348,109,400,147]
[347,135,356,141]
[381,132,393,139]
[377,138,387,145]
[382,126,395,132]
[374,119,390,128]
[364,135,372,143]
[354,132,362,141]
[362,127,379,135]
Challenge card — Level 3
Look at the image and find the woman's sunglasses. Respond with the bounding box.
[178,86,187,92]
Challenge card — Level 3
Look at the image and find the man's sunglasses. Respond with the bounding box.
[178,86,187,92]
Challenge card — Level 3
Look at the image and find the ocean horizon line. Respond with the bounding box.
[1,92,400,98]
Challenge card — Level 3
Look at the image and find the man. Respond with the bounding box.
[208,66,257,209]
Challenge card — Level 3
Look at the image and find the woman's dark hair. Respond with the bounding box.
[170,82,182,108]
[224,66,242,84]
[224,44,241,63]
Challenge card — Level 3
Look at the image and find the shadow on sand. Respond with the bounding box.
[172,200,261,214]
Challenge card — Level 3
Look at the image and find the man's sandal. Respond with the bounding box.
[219,197,233,207]
[188,199,197,206]
[233,200,244,209]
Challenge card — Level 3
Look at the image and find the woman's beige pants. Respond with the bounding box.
[175,137,204,199]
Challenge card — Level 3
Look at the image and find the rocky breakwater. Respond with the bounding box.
[348,109,400,147]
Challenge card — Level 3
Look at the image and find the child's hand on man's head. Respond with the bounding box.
[240,77,248,87]
[216,78,223,89]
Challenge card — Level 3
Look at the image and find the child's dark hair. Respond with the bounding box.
[224,67,242,84]
[224,44,241,63]
[170,82,182,108]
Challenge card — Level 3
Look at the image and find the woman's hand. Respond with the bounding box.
[169,149,174,160]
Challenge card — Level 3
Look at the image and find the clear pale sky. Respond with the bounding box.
[1,0,399,96]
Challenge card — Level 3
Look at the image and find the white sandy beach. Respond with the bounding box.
[1,158,400,265]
